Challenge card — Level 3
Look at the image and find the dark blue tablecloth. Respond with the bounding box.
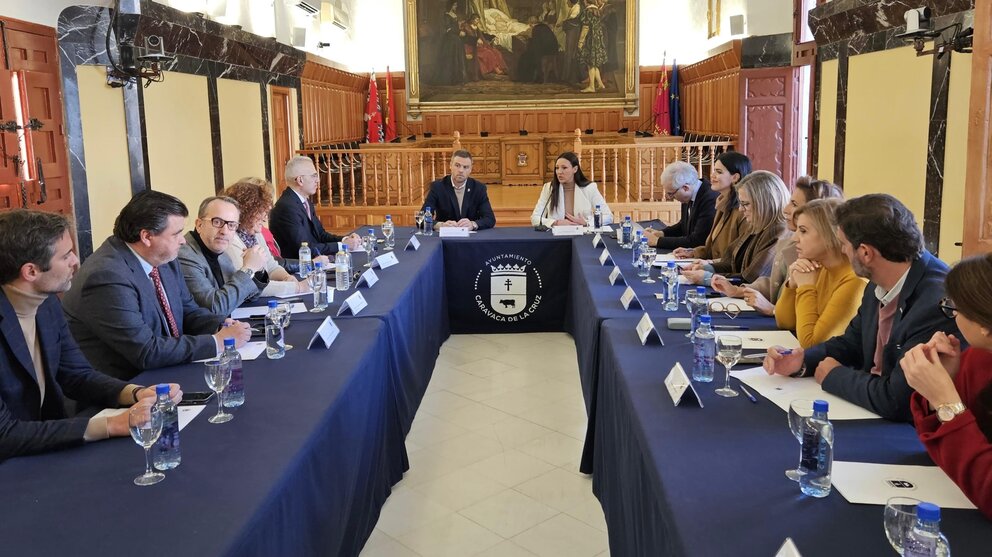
[0,319,400,557]
[591,318,992,556]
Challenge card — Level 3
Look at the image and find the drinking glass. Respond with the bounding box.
[204,360,233,424]
[786,399,815,480]
[363,236,374,268]
[714,335,742,397]
[129,404,165,486]
[277,301,293,351]
[414,211,425,235]
[583,210,594,232]
[641,248,656,283]
[383,225,395,250]
[684,289,703,338]
[884,497,923,554]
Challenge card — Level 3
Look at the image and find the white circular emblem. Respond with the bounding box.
[473,253,543,322]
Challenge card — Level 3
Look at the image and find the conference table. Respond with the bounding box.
[2,226,989,557]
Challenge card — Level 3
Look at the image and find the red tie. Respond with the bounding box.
[150,267,180,338]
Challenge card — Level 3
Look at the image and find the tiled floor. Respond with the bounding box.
[361,333,610,557]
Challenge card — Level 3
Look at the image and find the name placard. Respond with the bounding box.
[405,236,421,251]
[664,362,703,407]
[307,316,341,349]
[592,233,603,248]
[620,286,641,310]
[337,291,368,316]
[438,226,470,238]
[608,265,626,286]
[373,251,400,270]
[775,538,803,557]
[636,312,664,346]
[599,248,613,266]
[356,268,379,288]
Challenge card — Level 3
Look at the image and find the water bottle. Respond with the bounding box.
[664,262,680,311]
[335,249,351,290]
[637,237,650,277]
[689,286,709,337]
[265,300,285,359]
[799,399,834,498]
[382,215,395,250]
[904,502,951,557]
[311,261,329,311]
[221,337,244,408]
[152,384,181,470]
[692,315,715,382]
[593,205,602,229]
[621,216,633,249]
[298,242,313,278]
[424,206,434,236]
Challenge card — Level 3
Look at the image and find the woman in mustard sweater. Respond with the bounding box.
[774,198,865,348]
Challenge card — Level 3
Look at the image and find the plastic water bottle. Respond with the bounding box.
[310,261,328,311]
[265,300,285,359]
[593,205,602,229]
[621,216,633,248]
[152,384,181,470]
[298,242,313,278]
[382,215,395,250]
[692,315,715,382]
[632,231,643,265]
[664,262,680,311]
[799,399,834,498]
[904,502,951,557]
[424,206,434,236]
[221,337,244,408]
[335,249,351,290]
[689,286,709,337]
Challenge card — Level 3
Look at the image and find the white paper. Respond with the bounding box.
[716,330,800,350]
[308,316,340,349]
[620,286,640,310]
[599,248,612,266]
[438,226,470,237]
[356,268,379,288]
[374,251,400,269]
[592,233,603,248]
[231,302,306,319]
[653,253,697,266]
[775,538,802,557]
[272,291,307,299]
[600,225,614,233]
[405,236,421,251]
[93,404,205,432]
[608,265,625,286]
[551,225,585,236]
[338,291,368,316]
[707,296,755,312]
[236,341,266,361]
[730,366,881,420]
[677,275,692,285]
[832,461,977,509]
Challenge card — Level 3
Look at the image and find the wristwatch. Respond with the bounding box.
[237,267,254,278]
[936,402,966,423]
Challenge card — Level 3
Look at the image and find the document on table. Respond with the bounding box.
[653,253,696,266]
[231,302,307,319]
[195,341,266,362]
[832,461,977,509]
[273,291,307,299]
[730,366,882,420]
[92,404,206,432]
[716,329,800,350]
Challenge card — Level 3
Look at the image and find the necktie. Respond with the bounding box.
[302,199,312,221]
[150,267,180,338]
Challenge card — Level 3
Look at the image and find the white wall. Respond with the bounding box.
[3,1,110,27]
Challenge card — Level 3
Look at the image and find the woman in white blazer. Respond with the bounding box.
[531,151,614,228]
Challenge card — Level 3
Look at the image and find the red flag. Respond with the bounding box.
[653,68,671,135]
[365,71,384,143]
[384,67,397,142]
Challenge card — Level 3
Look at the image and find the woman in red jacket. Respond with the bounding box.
[901,253,992,519]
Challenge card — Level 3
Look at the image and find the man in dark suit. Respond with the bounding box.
[764,194,958,422]
[0,210,181,460]
[269,155,362,257]
[62,191,250,381]
[422,149,496,230]
[642,161,717,250]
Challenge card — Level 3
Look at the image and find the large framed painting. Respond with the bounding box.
[403,0,638,116]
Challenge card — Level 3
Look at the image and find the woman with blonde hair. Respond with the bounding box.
[774,198,865,348]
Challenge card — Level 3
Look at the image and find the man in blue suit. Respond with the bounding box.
[0,210,181,460]
[642,161,718,250]
[422,150,497,230]
[764,194,959,422]
[62,191,250,381]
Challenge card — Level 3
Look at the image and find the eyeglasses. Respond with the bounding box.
[939,297,957,319]
[738,201,752,210]
[208,217,239,231]
[710,301,742,320]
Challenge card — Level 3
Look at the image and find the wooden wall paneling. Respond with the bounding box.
[739,67,800,186]
[678,42,742,138]
[962,0,992,255]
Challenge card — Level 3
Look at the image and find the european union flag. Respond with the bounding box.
[669,60,682,136]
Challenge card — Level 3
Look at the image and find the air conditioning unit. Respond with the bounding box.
[295,1,319,17]
[321,0,349,31]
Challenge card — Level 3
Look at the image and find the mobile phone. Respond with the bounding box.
[178,391,215,406]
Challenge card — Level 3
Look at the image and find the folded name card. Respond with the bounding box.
[664,362,703,407]
[438,226,470,237]
[405,236,421,251]
[635,312,664,346]
[337,291,368,316]
[608,265,626,286]
[307,316,340,349]
[620,286,641,310]
[599,248,613,266]
[356,268,379,288]
[373,251,400,270]
[592,233,603,248]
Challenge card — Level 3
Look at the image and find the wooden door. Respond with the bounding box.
[738,67,800,187]
[962,0,992,255]
[271,86,293,194]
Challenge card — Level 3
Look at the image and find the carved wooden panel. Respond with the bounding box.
[739,66,800,187]
[963,0,992,255]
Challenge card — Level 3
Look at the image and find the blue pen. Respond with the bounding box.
[738,383,758,403]
[778,349,794,355]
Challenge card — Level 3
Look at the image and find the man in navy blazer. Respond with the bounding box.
[269,155,362,257]
[422,150,496,230]
[62,191,250,381]
[0,210,181,460]
[643,161,718,250]
[764,194,959,421]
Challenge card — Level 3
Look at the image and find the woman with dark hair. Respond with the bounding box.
[673,151,751,261]
[901,254,992,519]
[531,151,613,228]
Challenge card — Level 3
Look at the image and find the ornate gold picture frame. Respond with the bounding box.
[403,0,638,117]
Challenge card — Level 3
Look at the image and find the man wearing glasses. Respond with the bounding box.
[62,191,251,381]
[641,161,718,250]
[178,197,309,316]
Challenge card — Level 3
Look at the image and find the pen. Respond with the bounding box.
[714,325,749,330]
[779,349,794,355]
[738,383,758,403]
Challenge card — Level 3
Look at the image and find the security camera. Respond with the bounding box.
[896,7,932,38]
[137,35,174,63]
